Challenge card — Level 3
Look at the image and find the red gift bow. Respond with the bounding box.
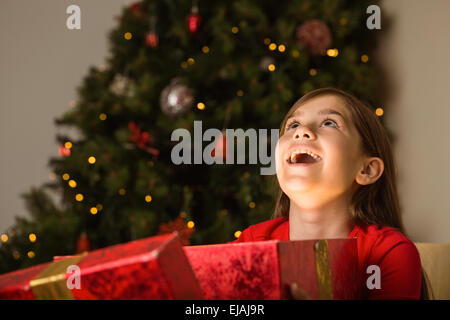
[128,121,160,157]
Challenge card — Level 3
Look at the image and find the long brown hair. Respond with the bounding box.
[271,87,431,299]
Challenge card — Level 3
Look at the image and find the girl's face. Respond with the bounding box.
[275,95,364,207]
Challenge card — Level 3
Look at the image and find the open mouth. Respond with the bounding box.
[286,149,322,165]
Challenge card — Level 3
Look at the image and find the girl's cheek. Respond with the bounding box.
[275,138,286,172]
[276,134,289,153]
[275,141,282,164]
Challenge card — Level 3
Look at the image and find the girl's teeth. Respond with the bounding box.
[290,153,297,163]
[289,150,321,163]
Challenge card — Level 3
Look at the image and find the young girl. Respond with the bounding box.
[233,87,429,300]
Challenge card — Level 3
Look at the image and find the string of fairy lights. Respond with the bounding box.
[43,127,255,252]
[1,232,37,260]
[121,26,381,113]
[0,22,385,261]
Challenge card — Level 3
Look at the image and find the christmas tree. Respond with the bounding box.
[0,0,381,273]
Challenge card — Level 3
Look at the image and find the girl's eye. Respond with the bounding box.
[286,118,339,131]
[322,118,339,128]
[286,121,299,130]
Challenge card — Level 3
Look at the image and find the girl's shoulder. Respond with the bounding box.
[353,224,421,272]
[353,224,422,299]
[354,224,415,247]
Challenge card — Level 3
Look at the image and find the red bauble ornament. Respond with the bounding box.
[58,145,71,157]
[145,32,159,48]
[186,6,201,35]
[129,2,143,16]
[296,19,332,55]
[211,132,227,160]
[76,231,90,253]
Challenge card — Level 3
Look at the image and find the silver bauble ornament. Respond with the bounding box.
[160,78,194,116]
[110,74,131,96]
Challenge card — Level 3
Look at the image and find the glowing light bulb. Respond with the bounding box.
[29,233,37,243]
[1,234,8,243]
[375,108,384,116]
[68,180,77,188]
[327,48,339,57]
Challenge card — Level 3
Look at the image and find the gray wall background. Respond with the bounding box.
[1,1,449,242]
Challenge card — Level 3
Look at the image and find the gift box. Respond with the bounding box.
[183,238,359,300]
[0,232,204,300]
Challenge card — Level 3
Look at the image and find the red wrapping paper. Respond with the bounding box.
[183,238,359,300]
[0,232,204,300]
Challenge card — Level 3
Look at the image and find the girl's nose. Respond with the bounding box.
[293,126,315,140]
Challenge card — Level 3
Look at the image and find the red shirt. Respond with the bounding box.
[232,217,422,300]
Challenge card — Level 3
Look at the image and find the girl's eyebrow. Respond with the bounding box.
[288,108,346,121]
